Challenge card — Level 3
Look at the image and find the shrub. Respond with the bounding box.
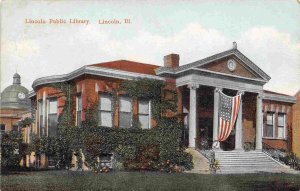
[1,131,23,170]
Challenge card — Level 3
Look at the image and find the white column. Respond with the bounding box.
[235,91,244,150]
[213,87,221,150]
[256,93,263,150]
[188,84,199,148]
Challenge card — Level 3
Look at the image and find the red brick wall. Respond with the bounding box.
[34,75,160,129]
[243,93,256,144]
[292,92,300,156]
[262,100,293,151]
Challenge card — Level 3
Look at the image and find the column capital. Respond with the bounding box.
[188,83,199,90]
[237,90,245,95]
[257,93,263,99]
[214,87,223,93]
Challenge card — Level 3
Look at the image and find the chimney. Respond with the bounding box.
[164,54,179,68]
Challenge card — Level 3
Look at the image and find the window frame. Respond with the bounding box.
[38,100,44,136]
[47,99,58,137]
[263,112,275,138]
[76,95,82,127]
[277,113,286,139]
[118,96,133,129]
[0,124,5,134]
[138,99,151,129]
[98,93,113,127]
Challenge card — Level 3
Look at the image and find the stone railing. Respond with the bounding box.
[262,142,287,165]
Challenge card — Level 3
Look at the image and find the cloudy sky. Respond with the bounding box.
[1,0,300,95]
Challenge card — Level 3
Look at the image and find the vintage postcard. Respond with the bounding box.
[1,0,300,190]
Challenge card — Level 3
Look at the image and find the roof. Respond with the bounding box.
[156,48,271,81]
[0,84,30,110]
[263,90,296,103]
[90,60,160,76]
[263,90,292,97]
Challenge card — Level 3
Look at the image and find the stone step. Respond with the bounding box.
[219,164,278,166]
[218,160,274,163]
[213,151,291,174]
[216,157,272,160]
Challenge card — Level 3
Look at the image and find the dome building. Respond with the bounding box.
[0,73,30,133]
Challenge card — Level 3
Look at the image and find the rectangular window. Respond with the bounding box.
[138,100,150,129]
[98,94,113,127]
[277,113,286,139]
[76,96,82,127]
[38,101,44,136]
[48,99,58,137]
[263,112,274,138]
[119,96,132,128]
[0,124,5,134]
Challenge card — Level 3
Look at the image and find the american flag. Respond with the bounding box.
[218,91,241,141]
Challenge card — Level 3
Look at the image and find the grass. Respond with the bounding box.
[1,170,300,191]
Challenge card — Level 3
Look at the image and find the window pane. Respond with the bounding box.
[278,114,285,126]
[100,94,112,111]
[48,114,58,137]
[0,124,5,134]
[77,111,81,127]
[39,101,43,115]
[139,100,149,114]
[266,113,273,125]
[263,125,273,137]
[39,115,43,128]
[139,115,149,129]
[278,127,284,138]
[120,97,132,112]
[99,111,112,127]
[119,112,131,128]
[0,124,5,131]
[77,96,82,111]
[49,100,57,114]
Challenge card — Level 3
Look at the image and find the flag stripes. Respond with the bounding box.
[218,91,242,142]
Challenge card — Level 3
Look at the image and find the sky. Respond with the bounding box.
[1,0,300,95]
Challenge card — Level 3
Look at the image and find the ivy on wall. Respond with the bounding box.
[27,78,193,172]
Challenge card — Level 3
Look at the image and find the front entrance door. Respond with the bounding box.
[197,118,213,150]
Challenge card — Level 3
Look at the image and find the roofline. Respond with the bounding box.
[156,48,271,81]
[28,90,36,98]
[32,65,165,89]
[89,59,160,69]
[263,92,296,103]
[294,89,300,96]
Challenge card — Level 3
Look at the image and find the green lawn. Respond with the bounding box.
[1,170,300,191]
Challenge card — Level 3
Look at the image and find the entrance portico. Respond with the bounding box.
[184,84,263,151]
[157,43,271,151]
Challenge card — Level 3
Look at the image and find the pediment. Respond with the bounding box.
[196,55,263,80]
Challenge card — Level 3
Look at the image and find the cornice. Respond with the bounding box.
[263,93,296,103]
[156,49,271,82]
[32,66,165,90]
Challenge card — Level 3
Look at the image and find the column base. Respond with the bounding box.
[212,148,222,151]
[234,148,244,151]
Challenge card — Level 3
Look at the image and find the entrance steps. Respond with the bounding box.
[185,148,210,174]
[214,150,297,174]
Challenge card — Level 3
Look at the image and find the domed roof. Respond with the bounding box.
[0,73,30,110]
